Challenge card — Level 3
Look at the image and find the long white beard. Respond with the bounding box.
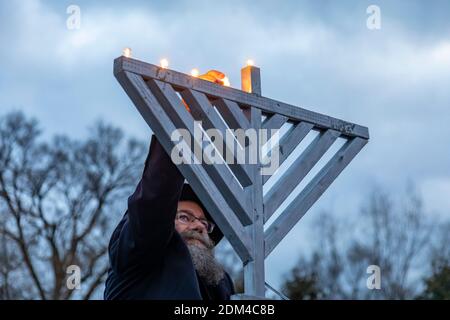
[187,244,225,286]
[181,230,225,286]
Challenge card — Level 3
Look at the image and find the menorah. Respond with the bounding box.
[114,55,369,299]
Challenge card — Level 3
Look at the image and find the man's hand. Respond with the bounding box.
[182,70,229,112]
[198,70,228,86]
[198,70,225,84]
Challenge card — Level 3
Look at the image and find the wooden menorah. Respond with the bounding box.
[114,55,369,299]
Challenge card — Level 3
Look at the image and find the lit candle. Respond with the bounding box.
[123,47,132,58]
[241,63,261,94]
[160,58,169,69]
[222,76,231,87]
[191,68,199,77]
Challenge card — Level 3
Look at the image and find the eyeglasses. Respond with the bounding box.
[176,211,215,233]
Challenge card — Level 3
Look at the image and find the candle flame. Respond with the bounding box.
[246,59,255,67]
[190,68,199,77]
[123,47,132,58]
[222,76,231,87]
[160,58,169,69]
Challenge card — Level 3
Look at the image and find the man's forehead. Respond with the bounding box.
[177,200,205,219]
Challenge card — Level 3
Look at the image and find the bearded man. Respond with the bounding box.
[104,135,235,300]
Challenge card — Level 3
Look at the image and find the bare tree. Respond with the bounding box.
[216,241,245,293]
[418,221,450,299]
[283,186,438,299]
[0,214,24,299]
[0,111,146,299]
[282,253,323,300]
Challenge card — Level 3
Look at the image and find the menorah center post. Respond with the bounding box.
[242,64,265,298]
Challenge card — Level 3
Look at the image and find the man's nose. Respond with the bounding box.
[189,220,207,234]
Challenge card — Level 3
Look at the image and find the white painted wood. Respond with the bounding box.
[117,71,252,261]
[263,129,340,221]
[114,56,369,300]
[180,89,253,188]
[147,79,253,226]
[264,137,368,257]
[115,57,369,139]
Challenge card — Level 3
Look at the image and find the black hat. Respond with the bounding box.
[179,183,224,245]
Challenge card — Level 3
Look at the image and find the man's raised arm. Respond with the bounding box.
[108,135,184,272]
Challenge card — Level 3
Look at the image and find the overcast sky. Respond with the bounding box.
[1,0,449,295]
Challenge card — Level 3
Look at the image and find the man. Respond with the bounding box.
[104,134,235,300]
